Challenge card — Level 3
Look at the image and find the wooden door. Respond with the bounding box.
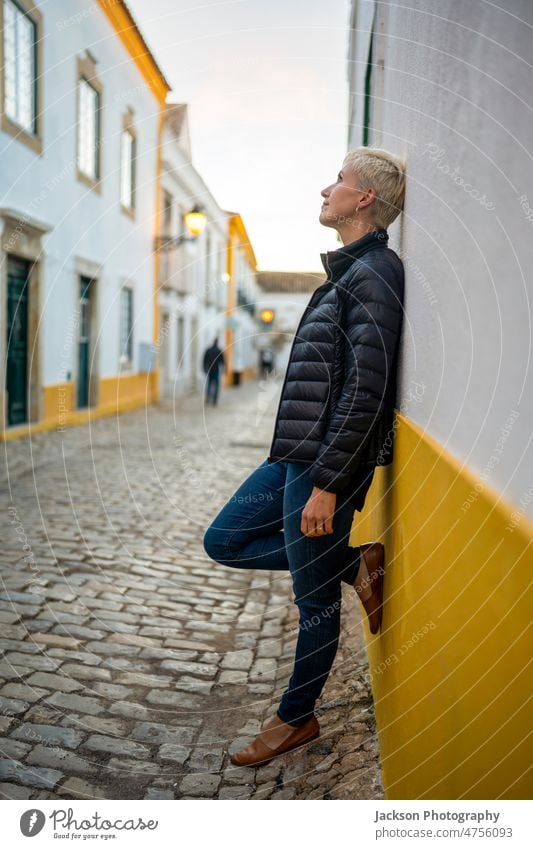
[77,276,92,408]
[6,256,30,426]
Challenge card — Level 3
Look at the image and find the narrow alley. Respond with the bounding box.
[0,381,382,801]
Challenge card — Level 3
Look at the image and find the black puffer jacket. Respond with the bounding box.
[267,227,404,495]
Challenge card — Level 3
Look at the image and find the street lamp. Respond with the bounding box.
[155,204,207,251]
[183,205,207,237]
[260,308,275,326]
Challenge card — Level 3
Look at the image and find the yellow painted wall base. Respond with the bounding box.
[2,374,155,441]
[234,365,256,382]
[351,413,532,799]
[223,365,257,387]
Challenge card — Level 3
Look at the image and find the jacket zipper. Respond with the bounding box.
[267,256,334,462]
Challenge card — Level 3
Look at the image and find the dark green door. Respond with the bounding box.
[6,256,30,426]
[77,276,92,408]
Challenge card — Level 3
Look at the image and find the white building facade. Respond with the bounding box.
[225,213,261,385]
[347,0,531,802]
[348,0,532,516]
[0,0,169,434]
[157,104,229,399]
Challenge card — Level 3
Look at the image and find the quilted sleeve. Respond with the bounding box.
[308,262,404,493]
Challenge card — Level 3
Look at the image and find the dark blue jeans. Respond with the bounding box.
[206,371,220,404]
[203,457,367,727]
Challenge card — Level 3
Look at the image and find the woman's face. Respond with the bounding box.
[319,166,366,228]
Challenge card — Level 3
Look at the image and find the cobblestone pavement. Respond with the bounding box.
[0,379,383,800]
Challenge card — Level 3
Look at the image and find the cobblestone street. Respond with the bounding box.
[0,380,382,801]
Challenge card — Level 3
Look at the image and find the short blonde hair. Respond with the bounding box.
[343,146,406,229]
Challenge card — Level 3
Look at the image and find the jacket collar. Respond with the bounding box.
[320,227,389,281]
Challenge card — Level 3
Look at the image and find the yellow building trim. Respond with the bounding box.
[224,230,235,386]
[228,213,258,271]
[2,375,153,441]
[42,382,74,422]
[350,412,532,799]
[98,373,152,407]
[240,365,256,381]
[97,0,171,105]
[224,213,258,386]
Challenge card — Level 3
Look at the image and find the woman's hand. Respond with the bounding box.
[301,487,337,536]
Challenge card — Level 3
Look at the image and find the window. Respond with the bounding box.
[78,77,100,180]
[363,19,375,147]
[120,129,136,210]
[204,229,211,300]
[177,314,184,371]
[163,191,173,235]
[2,0,39,138]
[178,207,188,241]
[119,286,134,366]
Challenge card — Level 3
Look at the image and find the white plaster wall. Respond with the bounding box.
[160,119,229,396]
[348,0,533,516]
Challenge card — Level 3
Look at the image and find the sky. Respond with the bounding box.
[126,0,351,271]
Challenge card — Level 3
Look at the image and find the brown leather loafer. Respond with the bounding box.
[354,541,385,635]
[229,713,320,767]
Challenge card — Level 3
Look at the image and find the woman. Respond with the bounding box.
[203,146,406,767]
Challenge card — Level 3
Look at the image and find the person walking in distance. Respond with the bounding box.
[202,336,225,406]
[203,147,406,766]
[260,347,274,378]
